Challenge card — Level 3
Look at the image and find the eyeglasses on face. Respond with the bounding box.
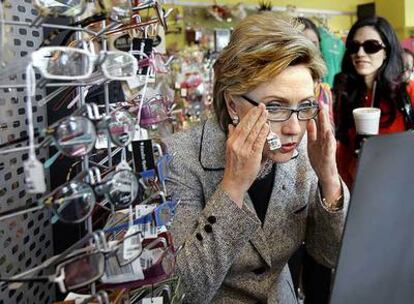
[241,95,319,122]
[347,40,386,55]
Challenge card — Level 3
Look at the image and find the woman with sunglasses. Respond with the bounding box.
[164,13,349,304]
[334,16,414,188]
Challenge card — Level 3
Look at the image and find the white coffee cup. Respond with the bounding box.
[353,107,381,135]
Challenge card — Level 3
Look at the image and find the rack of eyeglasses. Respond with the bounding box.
[0,1,185,303]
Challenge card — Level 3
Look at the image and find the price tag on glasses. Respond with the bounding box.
[123,225,142,261]
[24,158,46,193]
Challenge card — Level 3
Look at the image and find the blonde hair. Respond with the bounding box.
[213,12,326,130]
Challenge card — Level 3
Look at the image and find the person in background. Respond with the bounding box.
[297,17,335,127]
[334,16,414,189]
[402,48,414,81]
[164,13,349,304]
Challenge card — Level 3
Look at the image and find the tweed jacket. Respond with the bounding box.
[164,118,350,304]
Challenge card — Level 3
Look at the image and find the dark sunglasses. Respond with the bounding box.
[348,40,386,55]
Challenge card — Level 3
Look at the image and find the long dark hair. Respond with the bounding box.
[335,16,404,143]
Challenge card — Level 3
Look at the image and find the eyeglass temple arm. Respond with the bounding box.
[0,273,56,283]
[0,205,45,222]
[241,95,260,107]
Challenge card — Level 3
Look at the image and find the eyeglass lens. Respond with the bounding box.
[35,48,91,78]
[63,252,105,290]
[53,182,96,223]
[106,170,139,209]
[53,116,97,157]
[35,0,85,17]
[107,110,136,147]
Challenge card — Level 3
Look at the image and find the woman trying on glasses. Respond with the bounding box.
[163,13,349,304]
[334,16,414,188]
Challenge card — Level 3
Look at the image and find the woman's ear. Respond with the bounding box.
[224,91,238,117]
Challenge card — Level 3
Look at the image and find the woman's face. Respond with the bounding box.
[350,26,387,80]
[230,65,315,163]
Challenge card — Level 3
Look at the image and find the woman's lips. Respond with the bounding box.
[354,60,370,67]
[280,142,297,153]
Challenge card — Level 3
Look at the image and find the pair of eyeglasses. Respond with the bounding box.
[33,0,133,23]
[0,231,106,292]
[0,167,139,223]
[0,230,143,293]
[31,47,138,81]
[0,107,136,158]
[0,251,105,293]
[129,94,173,127]
[241,95,319,122]
[44,109,135,158]
[105,0,172,35]
[347,39,386,55]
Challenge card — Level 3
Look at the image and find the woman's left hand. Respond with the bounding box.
[307,104,342,200]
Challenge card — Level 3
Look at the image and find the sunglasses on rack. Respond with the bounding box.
[347,40,386,55]
[241,95,320,122]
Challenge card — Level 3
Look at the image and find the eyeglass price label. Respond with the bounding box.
[24,158,46,193]
[102,254,144,283]
[141,222,158,239]
[123,225,142,261]
[142,297,163,304]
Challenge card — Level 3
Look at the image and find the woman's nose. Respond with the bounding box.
[281,112,302,135]
[356,45,366,56]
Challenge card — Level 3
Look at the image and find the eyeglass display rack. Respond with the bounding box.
[0,1,183,303]
[0,1,55,303]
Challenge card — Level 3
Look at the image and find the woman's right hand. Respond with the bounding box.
[220,103,269,208]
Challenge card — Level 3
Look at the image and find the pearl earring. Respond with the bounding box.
[232,115,239,125]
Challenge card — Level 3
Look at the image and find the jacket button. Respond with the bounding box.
[207,215,217,224]
[253,267,266,275]
[204,224,213,233]
[196,233,203,241]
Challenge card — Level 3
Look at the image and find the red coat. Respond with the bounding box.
[336,80,414,189]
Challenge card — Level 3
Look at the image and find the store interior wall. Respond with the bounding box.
[165,0,414,51]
